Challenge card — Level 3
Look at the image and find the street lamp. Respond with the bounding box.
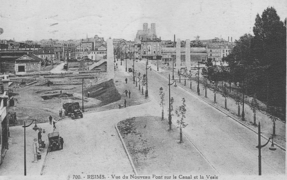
[22,119,39,176]
[189,61,205,95]
[256,122,276,175]
[145,59,152,98]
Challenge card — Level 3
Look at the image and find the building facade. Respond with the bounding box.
[134,23,162,60]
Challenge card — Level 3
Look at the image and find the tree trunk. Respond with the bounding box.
[190,81,192,89]
[205,87,207,98]
[238,103,240,116]
[214,93,216,103]
[225,97,227,109]
[162,108,164,120]
[273,121,276,136]
[179,127,183,143]
[253,110,257,126]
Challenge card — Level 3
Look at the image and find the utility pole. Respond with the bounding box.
[172,34,175,80]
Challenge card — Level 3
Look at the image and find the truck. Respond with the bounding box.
[63,102,83,119]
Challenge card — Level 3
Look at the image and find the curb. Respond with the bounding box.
[114,124,138,175]
[178,81,286,152]
[152,70,286,151]
[39,146,49,175]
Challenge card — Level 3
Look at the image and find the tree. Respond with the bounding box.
[252,7,286,118]
[175,98,188,143]
[250,93,259,126]
[159,88,165,120]
[168,97,174,130]
[221,83,229,109]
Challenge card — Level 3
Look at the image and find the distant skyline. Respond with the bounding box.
[0,0,286,42]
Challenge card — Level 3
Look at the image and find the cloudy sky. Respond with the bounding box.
[0,0,286,41]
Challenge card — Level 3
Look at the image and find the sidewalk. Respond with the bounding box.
[0,121,54,176]
[153,62,286,150]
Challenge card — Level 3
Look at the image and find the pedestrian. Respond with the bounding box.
[125,78,127,84]
[88,91,90,98]
[59,109,62,118]
[128,90,131,98]
[125,90,128,97]
[124,99,127,107]
[38,129,42,144]
[32,138,39,163]
[49,115,52,125]
[52,118,57,130]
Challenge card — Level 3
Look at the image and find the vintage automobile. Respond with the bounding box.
[48,132,64,152]
[63,102,83,119]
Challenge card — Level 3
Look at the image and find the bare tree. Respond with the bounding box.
[175,98,188,143]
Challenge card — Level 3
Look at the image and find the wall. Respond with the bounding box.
[0,60,15,74]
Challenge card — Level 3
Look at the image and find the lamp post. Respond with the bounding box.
[189,61,205,95]
[256,122,276,175]
[22,119,39,176]
[145,59,152,98]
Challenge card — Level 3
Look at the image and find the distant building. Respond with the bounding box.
[88,45,107,61]
[14,54,42,74]
[33,48,55,63]
[135,23,162,60]
[0,51,29,74]
[75,35,106,60]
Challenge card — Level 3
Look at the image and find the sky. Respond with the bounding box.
[0,0,286,42]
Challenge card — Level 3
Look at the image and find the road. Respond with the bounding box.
[129,59,285,175]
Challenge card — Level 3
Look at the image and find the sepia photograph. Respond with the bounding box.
[0,0,286,180]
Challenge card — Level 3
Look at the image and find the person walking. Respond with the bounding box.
[88,91,90,98]
[125,78,127,84]
[49,115,52,125]
[124,99,127,107]
[32,138,39,163]
[52,118,57,131]
[128,90,131,98]
[59,109,62,118]
[38,129,42,144]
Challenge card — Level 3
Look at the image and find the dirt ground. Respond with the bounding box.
[8,67,149,125]
[117,116,216,175]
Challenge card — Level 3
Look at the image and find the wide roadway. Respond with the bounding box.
[129,59,285,175]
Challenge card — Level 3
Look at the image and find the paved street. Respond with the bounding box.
[41,65,161,176]
[128,59,285,175]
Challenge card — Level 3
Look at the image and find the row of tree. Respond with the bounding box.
[203,7,286,120]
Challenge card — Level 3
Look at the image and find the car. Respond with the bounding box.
[47,132,64,152]
[128,68,133,72]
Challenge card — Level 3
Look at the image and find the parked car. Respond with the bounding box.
[63,102,83,119]
[48,132,64,152]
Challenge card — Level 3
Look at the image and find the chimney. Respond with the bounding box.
[228,36,229,42]
[231,37,232,42]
